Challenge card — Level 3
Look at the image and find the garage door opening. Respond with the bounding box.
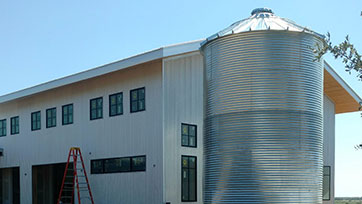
[32,163,71,204]
[0,167,20,204]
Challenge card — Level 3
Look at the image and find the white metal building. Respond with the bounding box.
[0,8,361,204]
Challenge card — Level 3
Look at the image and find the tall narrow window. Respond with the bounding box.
[62,104,73,125]
[90,97,103,120]
[182,156,197,202]
[181,124,197,147]
[109,92,123,117]
[130,87,145,113]
[11,116,19,135]
[46,108,56,128]
[0,119,6,136]
[31,111,41,131]
[323,166,331,200]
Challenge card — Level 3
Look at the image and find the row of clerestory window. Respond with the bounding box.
[0,87,145,135]
[0,117,19,136]
[89,87,145,120]
[31,103,74,131]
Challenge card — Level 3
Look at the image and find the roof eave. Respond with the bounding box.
[324,61,362,114]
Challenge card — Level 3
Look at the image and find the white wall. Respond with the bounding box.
[0,60,163,204]
[163,52,204,204]
[323,95,336,204]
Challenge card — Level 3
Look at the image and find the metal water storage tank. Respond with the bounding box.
[201,8,325,203]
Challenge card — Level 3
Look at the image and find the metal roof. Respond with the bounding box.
[201,7,324,47]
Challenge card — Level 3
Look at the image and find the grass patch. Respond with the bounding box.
[335,197,362,204]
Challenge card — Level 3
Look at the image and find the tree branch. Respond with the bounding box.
[314,32,362,80]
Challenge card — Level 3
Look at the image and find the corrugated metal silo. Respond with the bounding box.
[201,8,325,203]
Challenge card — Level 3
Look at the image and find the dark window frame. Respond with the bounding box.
[31,111,41,131]
[91,155,146,174]
[131,155,147,172]
[62,104,74,125]
[0,119,6,137]
[323,166,331,201]
[46,107,57,128]
[10,116,19,135]
[109,92,123,117]
[130,87,145,113]
[181,155,197,202]
[104,157,131,173]
[90,159,104,174]
[90,97,103,120]
[181,123,197,148]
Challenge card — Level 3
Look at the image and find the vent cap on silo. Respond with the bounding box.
[200,7,324,47]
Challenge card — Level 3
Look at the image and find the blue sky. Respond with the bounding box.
[0,0,361,197]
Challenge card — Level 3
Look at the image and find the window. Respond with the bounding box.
[62,104,73,125]
[109,92,123,117]
[131,156,146,171]
[130,87,145,113]
[90,97,103,120]
[0,119,6,137]
[105,158,130,173]
[181,124,197,147]
[46,108,56,128]
[11,116,19,135]
[31,111,41,131]
[182,156,197,202]
[323,166,331,200]
[91,155,146,174]
[91,160,103,174]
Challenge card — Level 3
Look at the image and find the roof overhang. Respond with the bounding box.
[324,62,361,114]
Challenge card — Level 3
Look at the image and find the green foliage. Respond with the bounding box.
[314,32,362,80]
[335,197,362,204]
[314,32,362,113]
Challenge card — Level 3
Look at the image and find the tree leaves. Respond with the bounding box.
[314,32,362,80]
[314,32,362,114]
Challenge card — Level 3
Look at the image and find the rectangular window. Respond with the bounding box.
[91,160,104,174]
[91,155,145,174]
[182,156,197,202]
[109,92,123,117]
[46,108,56,128]
[181,124,197,147]
[11,116,19,135]
[0,119,6,137]
[131,156,146,171]
[130,87,145,113]
[323,166,331,200]
[62,104,73,125]
[31,111,41,131]
[105,157,131,173]
[90,97,103,120]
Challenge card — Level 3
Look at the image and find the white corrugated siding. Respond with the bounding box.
[0,60,163,204]
[323,95,336,204]
[163,52,204,204]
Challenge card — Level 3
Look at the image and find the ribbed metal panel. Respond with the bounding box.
[202,31,324,203]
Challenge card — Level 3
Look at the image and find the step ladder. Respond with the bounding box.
[57,147,95,204]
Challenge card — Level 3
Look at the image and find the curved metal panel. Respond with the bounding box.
[203,31,324,203]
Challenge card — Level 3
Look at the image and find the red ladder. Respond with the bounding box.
[57,147,95,204]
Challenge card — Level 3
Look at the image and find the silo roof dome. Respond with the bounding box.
[201,8,324,47]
